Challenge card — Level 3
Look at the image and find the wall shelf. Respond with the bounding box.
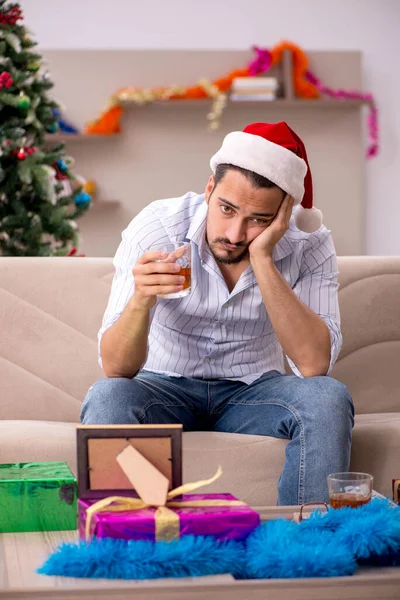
[142,98,368,109]
[45,133,119,142]
[122,50,369,111]
[92,199,121,207]
[44,93,367,145]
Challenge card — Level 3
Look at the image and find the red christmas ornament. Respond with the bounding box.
[67,248,85,257]
[0,7,23,25]
[53,161,68,180]
[17,149,26,160]
[0,72,13,89]
[24,146,36,155]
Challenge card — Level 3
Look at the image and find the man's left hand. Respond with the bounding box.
[249,195,294,260]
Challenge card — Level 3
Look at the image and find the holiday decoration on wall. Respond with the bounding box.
[52,108,79,134]
[85,40,379,158]
[0,0,91,257]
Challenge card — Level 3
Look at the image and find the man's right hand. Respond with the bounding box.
[131,250,185,310]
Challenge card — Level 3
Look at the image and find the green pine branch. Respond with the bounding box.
[0,0,91,256]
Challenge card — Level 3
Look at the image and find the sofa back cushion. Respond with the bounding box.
[331,256,400,414]
[0,258,109,422]
[0,256,399,421]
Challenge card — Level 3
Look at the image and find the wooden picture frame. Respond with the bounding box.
[76,424,182,500]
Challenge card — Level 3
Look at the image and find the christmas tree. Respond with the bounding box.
[0,0,91,256]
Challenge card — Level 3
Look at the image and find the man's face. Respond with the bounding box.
[204,169,285,265]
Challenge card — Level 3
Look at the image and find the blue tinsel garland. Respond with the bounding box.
[38,498,400,580]
[38,535,245,580]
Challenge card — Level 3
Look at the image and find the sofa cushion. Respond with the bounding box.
[331,256,400,414]
[0,258,107,421]
[183,431,286,506]
[349,412,400,499]
[0,421,286,506]
[1,416,398,506]
[0,421,78,474]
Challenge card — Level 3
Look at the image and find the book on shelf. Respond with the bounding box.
[232,77,279,91]
[229,92,277,102]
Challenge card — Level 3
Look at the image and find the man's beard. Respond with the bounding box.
[209,238,250,265]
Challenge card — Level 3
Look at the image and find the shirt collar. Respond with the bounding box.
[272,236,295,262]
[186,196,208,257]
[272,217,304,261]
[186,195,295,263]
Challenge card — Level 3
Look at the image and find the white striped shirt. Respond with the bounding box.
[98,192,342,383]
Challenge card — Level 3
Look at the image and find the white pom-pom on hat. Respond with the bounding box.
[294,205,323,233]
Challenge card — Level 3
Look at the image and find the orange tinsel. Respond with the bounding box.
[84,43,318,134]
[178,85,207,100]
[212,67,250,93]
[271,41,320,99]
[172,67,250,100]
[85,105,124,135]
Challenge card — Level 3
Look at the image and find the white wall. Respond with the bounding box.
[20,0,400,255]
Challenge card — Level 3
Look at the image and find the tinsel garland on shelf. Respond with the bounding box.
[84,41,379,158]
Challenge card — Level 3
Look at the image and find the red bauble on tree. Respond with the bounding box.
[12,146,35,160]
[0,6,22,25]
[67,247,85,257]
[0,72,13,89]
[53,160,68,180]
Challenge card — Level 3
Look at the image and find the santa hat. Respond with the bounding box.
[210,121,323,233]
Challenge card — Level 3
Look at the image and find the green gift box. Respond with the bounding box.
[0,461,77,533]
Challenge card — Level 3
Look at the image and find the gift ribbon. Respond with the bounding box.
[85,466,246,542]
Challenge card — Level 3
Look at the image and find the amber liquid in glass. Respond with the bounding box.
[179,266,191,290]
[330,493,371,509]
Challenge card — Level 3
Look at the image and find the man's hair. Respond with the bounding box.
[213,163,282,191]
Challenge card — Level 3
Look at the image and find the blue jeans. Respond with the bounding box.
[80,370,354,505]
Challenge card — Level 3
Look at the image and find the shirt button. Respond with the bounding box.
[204,356,209,362]
[223,303,228,308]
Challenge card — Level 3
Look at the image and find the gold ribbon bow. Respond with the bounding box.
[85,466,246,541]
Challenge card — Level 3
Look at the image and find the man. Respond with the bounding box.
[81,121,354,506]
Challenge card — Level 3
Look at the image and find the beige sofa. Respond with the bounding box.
[0,256,399,506]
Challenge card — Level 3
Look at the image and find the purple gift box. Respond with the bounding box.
[79,493,260,542]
